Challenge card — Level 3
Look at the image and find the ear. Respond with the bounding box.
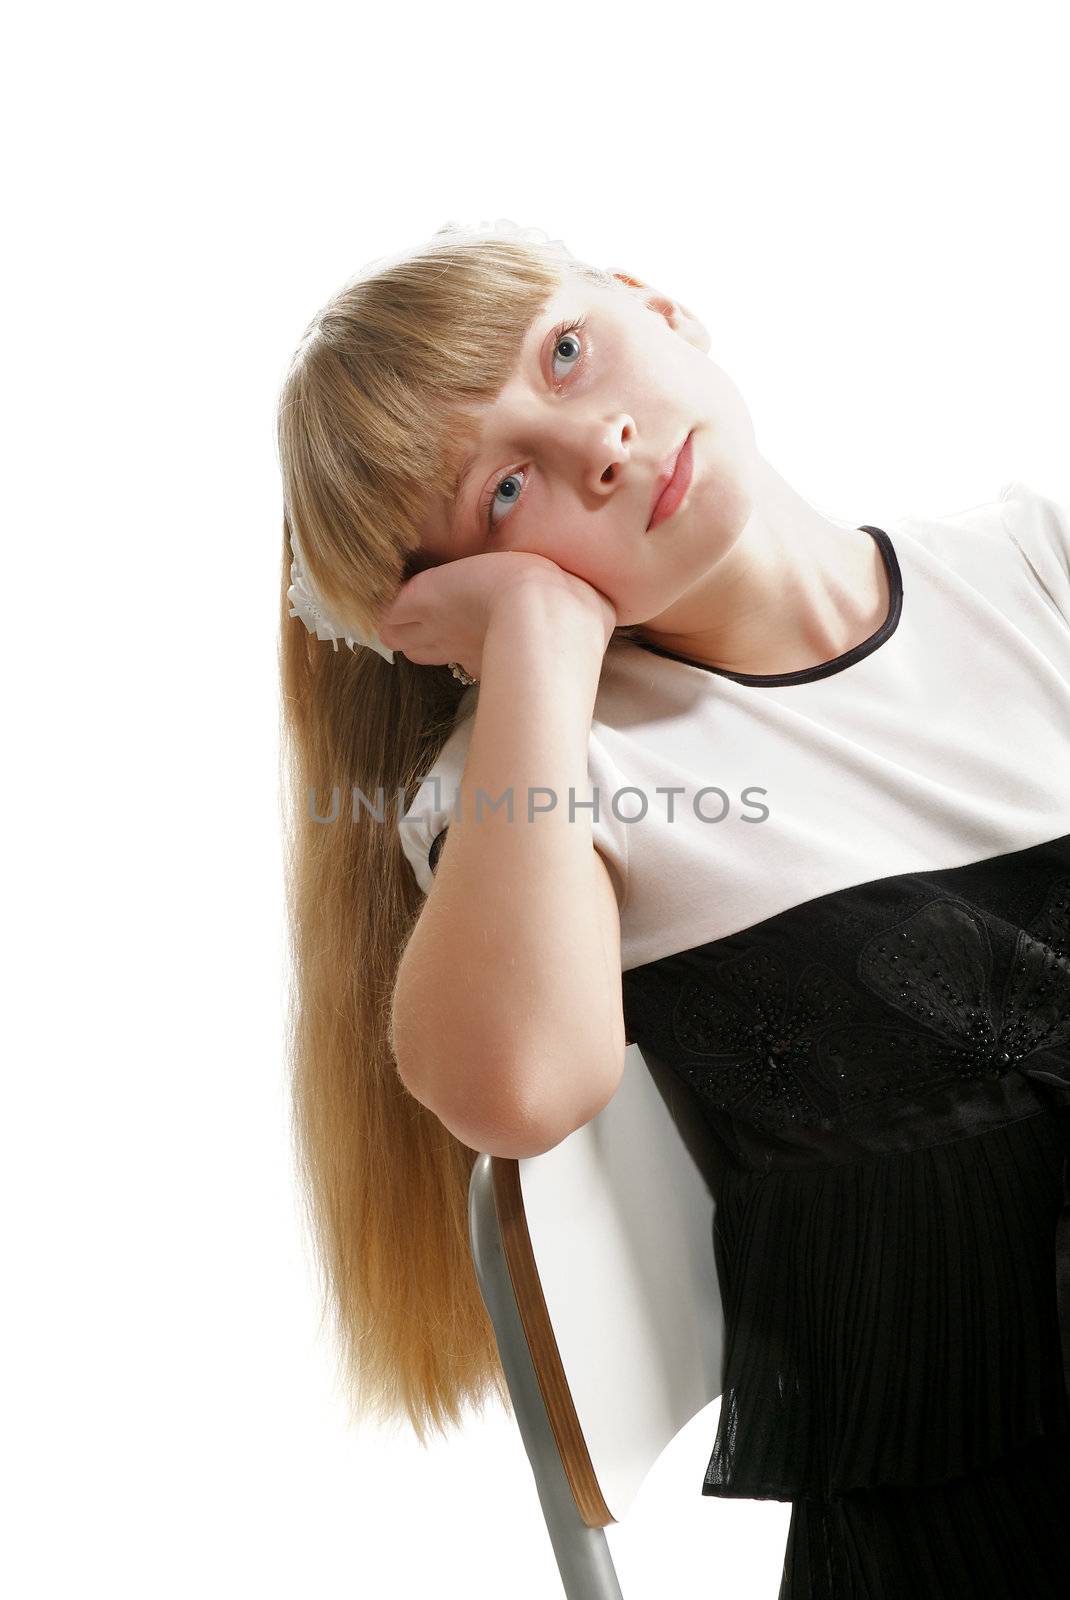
[606,268,711,355]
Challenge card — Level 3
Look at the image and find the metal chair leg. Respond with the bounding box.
[469,1154,625,1600]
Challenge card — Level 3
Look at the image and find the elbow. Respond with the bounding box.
[459,1112,571,1161]
[394,1040,622,1160]
[506,1061,625,1157]
[391,979,627,1158]
[395,1058,564,1159]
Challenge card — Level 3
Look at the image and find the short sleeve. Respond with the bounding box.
[587,724,631,916]
[397,701,632,913]
[998,479,1070,628]
[397,709,476,896]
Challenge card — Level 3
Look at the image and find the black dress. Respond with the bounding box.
[621,850,1070,1597]
[401,483,1070,1596]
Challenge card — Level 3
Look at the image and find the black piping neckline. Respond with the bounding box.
[628,524,903,687]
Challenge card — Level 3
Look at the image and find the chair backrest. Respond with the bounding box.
[473,1041,725,1529]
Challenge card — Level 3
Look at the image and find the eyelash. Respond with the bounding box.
[477,316,588,536]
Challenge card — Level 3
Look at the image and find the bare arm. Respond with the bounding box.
[390,582,626,1158]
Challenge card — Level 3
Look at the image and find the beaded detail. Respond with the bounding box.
[820,884,1070,1118]
[670,952,860,1126]
[659,875,1070,1134]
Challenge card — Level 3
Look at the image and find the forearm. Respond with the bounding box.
[392,584,625,1147]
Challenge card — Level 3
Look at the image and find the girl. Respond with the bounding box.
[277,218,1070,1596]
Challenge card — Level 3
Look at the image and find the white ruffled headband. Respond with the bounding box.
[286,522,396,664]
[285,218,572,673]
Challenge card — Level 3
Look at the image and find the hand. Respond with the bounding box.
[377,551,619,681]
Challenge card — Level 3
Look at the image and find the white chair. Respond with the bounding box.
[468,1041,727,1599]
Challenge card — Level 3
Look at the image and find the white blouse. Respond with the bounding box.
[398,481,1070,974]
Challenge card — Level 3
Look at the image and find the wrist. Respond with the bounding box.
[486,578,613,655]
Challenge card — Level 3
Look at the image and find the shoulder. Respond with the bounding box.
[996,479,1070,589]
[895,480,1070,627]
[990,480,1070,628]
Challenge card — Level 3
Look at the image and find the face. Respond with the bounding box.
[416,268,762,629]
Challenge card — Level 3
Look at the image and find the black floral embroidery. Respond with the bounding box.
[1030,873,1070,964]
[663,875,1070,1133]
[816,883,1070,1118]
[669,952,864,1127]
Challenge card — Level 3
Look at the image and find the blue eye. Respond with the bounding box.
[478,316,587,536]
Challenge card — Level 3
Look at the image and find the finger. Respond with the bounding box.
[378,621,421,649]
[377,607,421,635]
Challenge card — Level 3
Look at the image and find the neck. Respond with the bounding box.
[633,457,890,676]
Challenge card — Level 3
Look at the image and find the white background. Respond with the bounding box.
[4,2,1067,1596]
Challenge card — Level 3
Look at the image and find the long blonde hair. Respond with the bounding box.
[277,221,632,1444]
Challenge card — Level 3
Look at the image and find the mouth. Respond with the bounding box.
[646,431,695,532]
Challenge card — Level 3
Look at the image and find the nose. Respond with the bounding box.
[568,412,635,500]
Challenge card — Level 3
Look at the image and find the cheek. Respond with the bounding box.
[512,502,589,566]
[521,531,618,603]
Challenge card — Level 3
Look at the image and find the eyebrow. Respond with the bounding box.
[446,315,547,548]
[449,451,480,531]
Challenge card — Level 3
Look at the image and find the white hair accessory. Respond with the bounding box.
[286,529,479,683]
[286,526,396,665]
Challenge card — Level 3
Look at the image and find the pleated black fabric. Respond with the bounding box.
[702,1111,1070,1501]
[777,1432,1070,1598]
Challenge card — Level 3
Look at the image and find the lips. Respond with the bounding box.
[646,431,694,532]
